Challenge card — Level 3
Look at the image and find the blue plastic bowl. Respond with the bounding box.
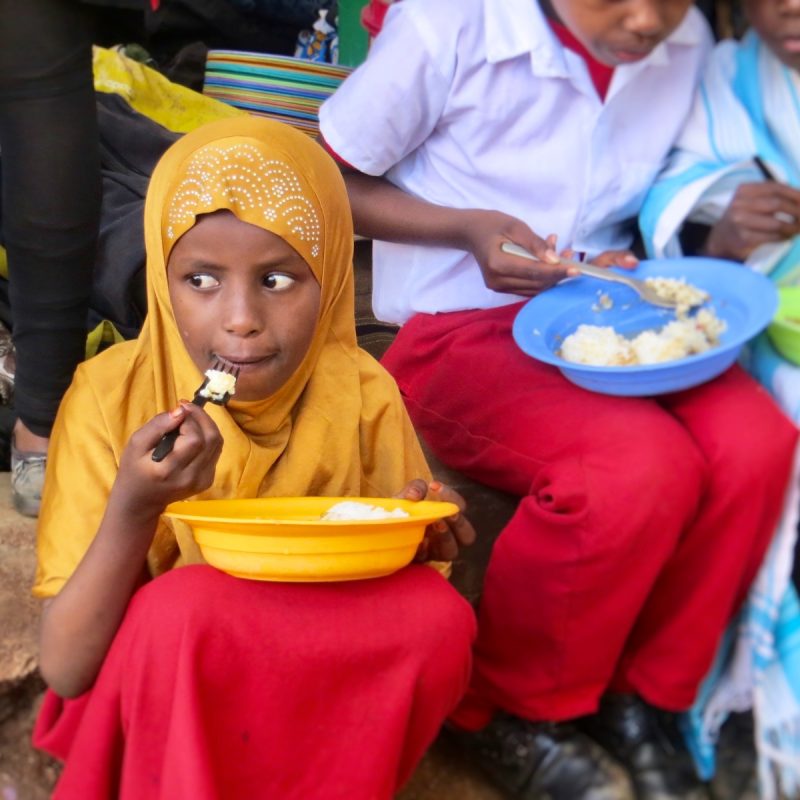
[512,257,778,396]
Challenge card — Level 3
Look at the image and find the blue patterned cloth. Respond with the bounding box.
[640,31,800,799]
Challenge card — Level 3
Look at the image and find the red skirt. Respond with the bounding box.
[34,564,475,799]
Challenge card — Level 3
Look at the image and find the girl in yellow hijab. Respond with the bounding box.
[31,117,476,799]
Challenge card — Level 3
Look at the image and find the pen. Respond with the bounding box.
[753,155,797,227]
[753,155,779,182]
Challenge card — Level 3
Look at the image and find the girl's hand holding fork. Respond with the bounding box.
[110,402,223,523]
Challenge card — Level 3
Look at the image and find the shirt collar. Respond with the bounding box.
[483,0,706,73]
[483,0,568,76]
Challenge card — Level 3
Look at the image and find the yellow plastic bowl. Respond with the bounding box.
[163,497,459,583]
[767,287,800,365]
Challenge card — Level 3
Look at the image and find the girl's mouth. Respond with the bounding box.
[214,353,275,373]
[611,47,650,64]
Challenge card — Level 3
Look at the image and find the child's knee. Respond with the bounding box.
[528,423,705,530]
[395,566,477,649]
[700,391,798,487]
[722,415,797,492]
[127,564,229,628]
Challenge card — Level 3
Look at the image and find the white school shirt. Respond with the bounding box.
[319,0,712,325]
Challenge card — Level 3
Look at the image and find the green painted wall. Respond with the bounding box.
[337,0,370,67]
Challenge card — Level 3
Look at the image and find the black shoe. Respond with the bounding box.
[579,694,710,800]
[446,712,635,799]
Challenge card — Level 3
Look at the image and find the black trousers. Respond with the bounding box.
[0,0,101,437]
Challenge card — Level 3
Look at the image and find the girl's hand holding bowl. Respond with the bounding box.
[395,479,476,562]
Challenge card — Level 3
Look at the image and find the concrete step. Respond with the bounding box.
[0,472,38,714]
[0,472,59,799]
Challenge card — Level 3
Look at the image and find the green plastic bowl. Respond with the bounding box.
[768,287,800,365]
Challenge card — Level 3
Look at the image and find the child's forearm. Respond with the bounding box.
[39,495,162,698]
[39,403,223,697]
[343,171,478,249]
[342,171,565,294]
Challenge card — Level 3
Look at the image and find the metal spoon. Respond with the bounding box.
[500,241,683,310]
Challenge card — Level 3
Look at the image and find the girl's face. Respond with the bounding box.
[744,0,800,71]
[543,0,693,66]
[167,210,321,402]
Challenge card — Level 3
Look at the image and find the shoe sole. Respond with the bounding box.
[13,491,40,517]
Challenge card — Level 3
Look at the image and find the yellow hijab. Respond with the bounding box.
[34,117,430,598]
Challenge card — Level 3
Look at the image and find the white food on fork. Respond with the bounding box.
[151,359,240,462]
[499,241,702,311]
[200,368,238,402]
[643,277,708,317]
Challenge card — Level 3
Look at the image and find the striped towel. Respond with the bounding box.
[203,50,352,137]
[640,30,800,285]
[640,30,800,798]
[640,30,800,421]
[679,443,800,800]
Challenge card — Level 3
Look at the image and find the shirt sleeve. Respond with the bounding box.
[33,369,118,598]
[318,1,454,176]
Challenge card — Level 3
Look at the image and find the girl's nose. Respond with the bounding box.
[222,292,263,337]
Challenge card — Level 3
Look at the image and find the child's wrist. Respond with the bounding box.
[106,484,165,528]
[449,208,482,252]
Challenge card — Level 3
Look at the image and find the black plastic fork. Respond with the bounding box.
[151,359,240,462]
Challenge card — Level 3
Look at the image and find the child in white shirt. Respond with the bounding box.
[320,1,798,797]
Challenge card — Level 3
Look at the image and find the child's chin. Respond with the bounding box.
[775,42,800,70]
[589,45,626,68]
[233,382,279,403]
[608,48,650,66]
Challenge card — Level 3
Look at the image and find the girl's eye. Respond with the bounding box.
[187,273,220,290]
[264,273,295,291]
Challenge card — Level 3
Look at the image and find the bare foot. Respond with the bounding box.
[13,419,49,455]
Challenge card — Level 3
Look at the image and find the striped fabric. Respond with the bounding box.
[203,50,352,136]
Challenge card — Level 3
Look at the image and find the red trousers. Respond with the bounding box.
[33,564,475,799]
[381,303,798,725]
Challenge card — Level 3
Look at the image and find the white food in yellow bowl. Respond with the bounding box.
[164,496,457,582]
[321,501,410,521]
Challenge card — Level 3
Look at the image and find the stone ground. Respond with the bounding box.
[0,471,761,799]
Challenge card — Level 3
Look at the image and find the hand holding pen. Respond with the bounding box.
[753,156,797,226]
[703,156,800,261]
